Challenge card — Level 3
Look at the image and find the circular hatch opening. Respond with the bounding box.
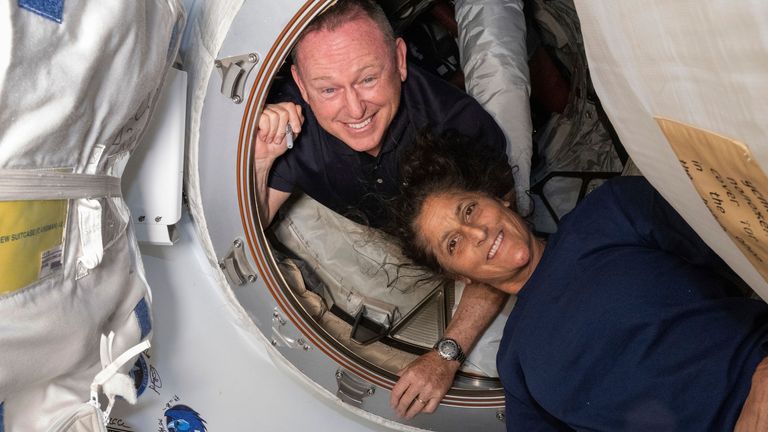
[234,0,506,409]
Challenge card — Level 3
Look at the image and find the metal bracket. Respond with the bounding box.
[350,301,397,345]
[218,238,257,286]
[214,52,260,104]
[335,369,375,408]
[269,308,311,351]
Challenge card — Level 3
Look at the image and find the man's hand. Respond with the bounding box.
[253,102,303,225]
[254,102,304,162]
[735,356,768,431]
[390,351,459,419]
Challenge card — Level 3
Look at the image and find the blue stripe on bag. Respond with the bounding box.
[134,298,151,340]
[1,402,5,432]
[18,0,65,23]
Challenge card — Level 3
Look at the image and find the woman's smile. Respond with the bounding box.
[415,190,544,292]
[487,230,504,260]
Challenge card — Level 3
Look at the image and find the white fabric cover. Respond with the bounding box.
[455,0,532,215]
[178,0,244,271]
[272,194,443,321]
[46,404,106,432]
[573,0,768,298]
[0,0,183,430]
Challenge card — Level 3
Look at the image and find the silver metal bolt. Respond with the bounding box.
[138,215,145,222]
[335,370,343,380]
[272,310,286,326]
[248,53,258,63]
[233,239,243,248]
[496,411,505,422]
[232,95,242,104]
[247,274,257,283]
[218,261,226,270]
[154,216,162,222]
[303,344,310,351]
[271,339,277,346]
[366,387,375,396]
[214,60,222,68]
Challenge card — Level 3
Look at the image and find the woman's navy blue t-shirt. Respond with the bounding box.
[498,176,768,431]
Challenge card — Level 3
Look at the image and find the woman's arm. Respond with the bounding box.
[735,356,768,432]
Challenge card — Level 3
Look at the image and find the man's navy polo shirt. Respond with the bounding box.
[267,63,506,228]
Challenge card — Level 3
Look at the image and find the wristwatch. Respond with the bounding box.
[433,337,466,363]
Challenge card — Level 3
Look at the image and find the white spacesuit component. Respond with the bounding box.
[0,1,183,430]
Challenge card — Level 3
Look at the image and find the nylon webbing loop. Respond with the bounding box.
[0,170,122,201]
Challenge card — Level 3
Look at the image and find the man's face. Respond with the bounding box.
[291,17,407,156]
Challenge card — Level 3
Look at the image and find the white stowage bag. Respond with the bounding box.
[572,0,768,298]
[455,0,533,215]
[0,1,184,431]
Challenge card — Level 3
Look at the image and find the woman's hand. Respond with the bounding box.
[735,356,768,431]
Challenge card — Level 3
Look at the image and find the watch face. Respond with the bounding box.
[438,339,459,359]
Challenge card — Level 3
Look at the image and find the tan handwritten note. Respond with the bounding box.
[656,117,768,284]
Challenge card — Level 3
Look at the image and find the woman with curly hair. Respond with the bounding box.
[389,130,768,431]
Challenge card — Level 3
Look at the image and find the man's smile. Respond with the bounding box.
[345,116,373,130]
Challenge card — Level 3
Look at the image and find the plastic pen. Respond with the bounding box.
[285,124,294,149]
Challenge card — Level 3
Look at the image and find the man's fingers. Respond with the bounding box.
[402,395,439,419]
[255,109,270,142]
[404,396,427,419]
[389,364,412,408]
[288,104,303,136]
[389,374,408,408]
[256,107,278,144]
[396,384,422,417]
[256,105,282,143]
[255,103,304,153]
[273,107,292,144]
[423,398,439,414]
[390,352,457,419]
[266,107,286,144]
[272,102,303,142]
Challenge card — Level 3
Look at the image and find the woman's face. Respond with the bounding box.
[415,190,537,291]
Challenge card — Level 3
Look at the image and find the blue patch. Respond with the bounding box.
[128,354,149,397]
[18,0,64,23]
[0,402,4,432]
[165,405,207,432]
[133,297,151,340]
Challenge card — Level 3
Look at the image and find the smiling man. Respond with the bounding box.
[252,0,512,419]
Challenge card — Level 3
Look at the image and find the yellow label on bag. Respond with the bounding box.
[0,200,68,294]
[657,117,768,284]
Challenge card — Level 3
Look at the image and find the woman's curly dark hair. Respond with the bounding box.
[385,129,517,276]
